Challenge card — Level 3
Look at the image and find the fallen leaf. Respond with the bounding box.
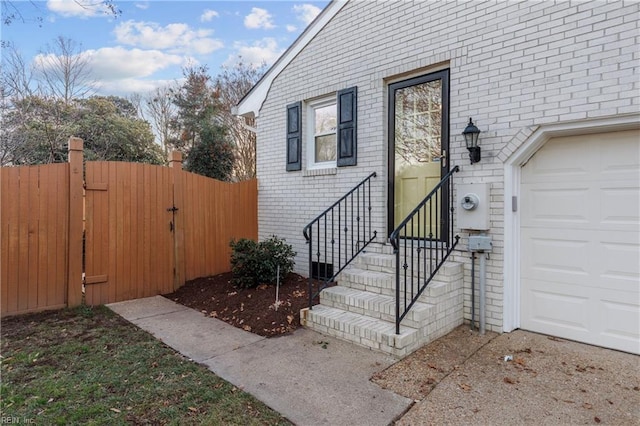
[594,417,601,423]
[582,402,593,409]
[228,291,237,296]
[188,407,198,412]
[110,408,121,413]
[209,311,218,318]
[503,377,516,384]
[242,325,252,332]
[286,315,294,324]
[459,383,472,391]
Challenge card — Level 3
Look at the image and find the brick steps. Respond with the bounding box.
[301,247,464,358]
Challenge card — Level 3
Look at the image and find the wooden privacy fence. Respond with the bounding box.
[1,137,258,317]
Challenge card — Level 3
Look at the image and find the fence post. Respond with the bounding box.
[67,137,84,307]
[169,151,185,290]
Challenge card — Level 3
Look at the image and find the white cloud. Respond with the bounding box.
[46,0,111,18]
[293,4,322,26]
[135,2,150,10]
[226,38,283,68]
[114,20,223,55]
[201,9,219,22]
[94,78,175,97]
[244,7,275,30]
[33,47,181,79]
[286,24,297,32]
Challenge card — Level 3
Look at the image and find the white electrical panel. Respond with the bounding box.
[456,183,490,230]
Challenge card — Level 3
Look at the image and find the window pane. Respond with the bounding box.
[315,104,337,134]
[394,79,442,166]
[315,134,336,162]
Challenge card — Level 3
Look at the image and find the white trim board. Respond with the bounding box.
[502,113,640,332]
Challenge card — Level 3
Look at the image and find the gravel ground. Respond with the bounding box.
[374,326,639,425]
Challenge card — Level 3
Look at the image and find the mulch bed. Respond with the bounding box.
[164,272,328,338]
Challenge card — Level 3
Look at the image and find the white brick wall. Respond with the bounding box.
[254,0,640,332]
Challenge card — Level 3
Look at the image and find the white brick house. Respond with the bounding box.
[237,0,640,356]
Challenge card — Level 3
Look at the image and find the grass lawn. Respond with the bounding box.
[0,305,290,425]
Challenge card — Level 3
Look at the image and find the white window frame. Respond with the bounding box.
[306,96,337,170]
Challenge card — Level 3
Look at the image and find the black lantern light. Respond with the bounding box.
[462,118,481,164]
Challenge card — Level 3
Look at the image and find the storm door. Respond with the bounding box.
[388,69,449,238]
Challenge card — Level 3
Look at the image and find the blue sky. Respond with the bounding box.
[1,0,330,97]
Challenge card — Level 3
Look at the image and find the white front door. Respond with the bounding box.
[520,129,640,354]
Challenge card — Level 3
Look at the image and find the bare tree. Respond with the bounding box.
[2,1,120,27]
[0,42,41,165]
[213,60,266,181]
[144,85,178,157]
[35,36,95,103]
[0,42,39,100]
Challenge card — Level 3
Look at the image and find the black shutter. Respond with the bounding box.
[286,101,302,171]
[337,86,357,167]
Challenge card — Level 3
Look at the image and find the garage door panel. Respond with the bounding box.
[521,186,590,226]
[522,281,640,353]
[599,130,640,177]
[601,299,640,341]
[522,136,593,182]
[521,280,590,331]
[600,185,640,228]
[521,232,590,283]
[599,237,640,290]
[520,129,640,354]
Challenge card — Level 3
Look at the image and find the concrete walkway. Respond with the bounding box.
[107,296,412,426]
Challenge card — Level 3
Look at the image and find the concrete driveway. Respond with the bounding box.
[376,326,640,425]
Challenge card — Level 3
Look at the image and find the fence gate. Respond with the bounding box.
[84,161,176,305]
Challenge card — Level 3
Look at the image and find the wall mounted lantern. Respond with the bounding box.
[462,118,481,164]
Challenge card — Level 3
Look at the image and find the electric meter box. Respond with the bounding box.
[457,183,490,231]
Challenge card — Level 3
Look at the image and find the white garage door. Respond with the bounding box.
[520,129,640,354]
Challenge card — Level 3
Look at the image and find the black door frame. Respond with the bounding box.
[387,69,450,237]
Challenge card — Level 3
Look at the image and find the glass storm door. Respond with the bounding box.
[388,70,449,237]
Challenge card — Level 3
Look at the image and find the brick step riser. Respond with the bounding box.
[301,307,422,358]
[353,259,457,276]
[318,289,435,329]
[337,272,461,300]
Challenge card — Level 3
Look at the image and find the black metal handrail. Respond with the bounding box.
[303,172,377,308]
[390,165,460,334]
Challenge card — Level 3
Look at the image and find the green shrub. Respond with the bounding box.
[230,236,296,288]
